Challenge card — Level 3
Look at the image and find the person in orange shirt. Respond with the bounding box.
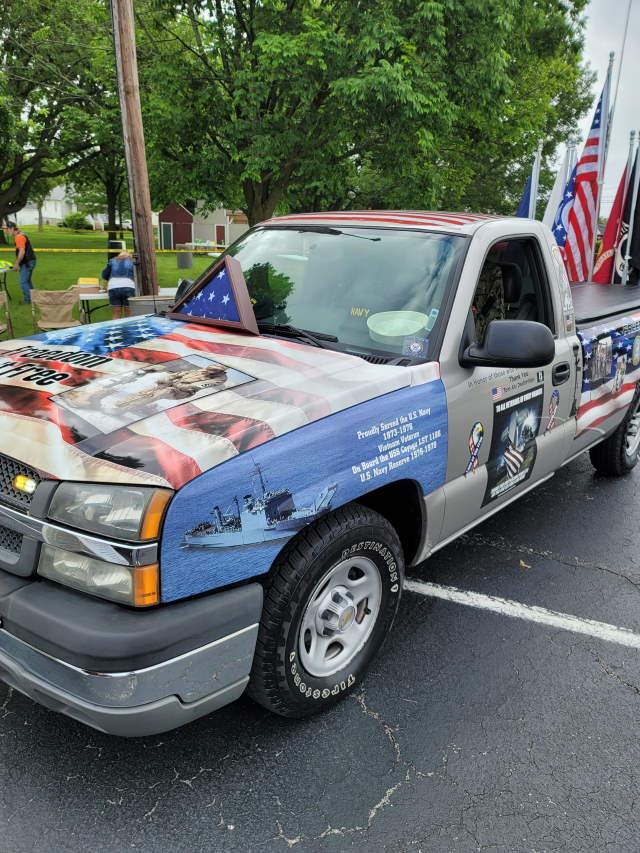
[4,222,36,304]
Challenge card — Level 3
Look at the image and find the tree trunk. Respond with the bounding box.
[38,204,44,231]
[243,179,286,227]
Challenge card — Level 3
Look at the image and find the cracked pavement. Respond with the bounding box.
[2,453,640,852]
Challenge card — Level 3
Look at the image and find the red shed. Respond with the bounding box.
[158,203,193,250]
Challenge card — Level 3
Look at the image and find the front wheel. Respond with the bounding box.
[247,504,404,718]
[589,386,640,476]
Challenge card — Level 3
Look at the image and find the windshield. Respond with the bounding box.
[207,226,466,358]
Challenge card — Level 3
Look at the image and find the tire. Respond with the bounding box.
[589,385,640,476]
[247,503,404,718]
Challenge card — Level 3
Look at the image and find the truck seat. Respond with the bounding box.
[500,262,538,322]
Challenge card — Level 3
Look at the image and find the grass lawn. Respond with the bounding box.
[0,226,213,340]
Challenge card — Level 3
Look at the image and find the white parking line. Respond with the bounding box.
[404,578,640,649]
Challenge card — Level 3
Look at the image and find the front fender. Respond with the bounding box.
[159,381,448,601]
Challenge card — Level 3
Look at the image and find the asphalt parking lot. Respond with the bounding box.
[2,452,640,853]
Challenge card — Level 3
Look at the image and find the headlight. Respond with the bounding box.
[38,545,159,607]
[48,483,172,542]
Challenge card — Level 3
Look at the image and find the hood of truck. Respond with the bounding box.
[0,316,438,489]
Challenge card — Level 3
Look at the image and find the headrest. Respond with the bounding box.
[499,262,522,304]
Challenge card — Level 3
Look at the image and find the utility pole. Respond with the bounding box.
[111,0,158,295]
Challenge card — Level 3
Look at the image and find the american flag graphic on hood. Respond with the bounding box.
[0,316,438,489]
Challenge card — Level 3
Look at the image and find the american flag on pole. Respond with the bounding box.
[551,165,577,251]
[564,82,609,282]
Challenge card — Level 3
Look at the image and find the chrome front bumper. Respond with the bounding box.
[0,622,258,737]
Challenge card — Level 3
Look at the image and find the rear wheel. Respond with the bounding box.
[589,386,640,476]
[247,503,404,718]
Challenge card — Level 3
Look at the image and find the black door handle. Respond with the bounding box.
[552,362,570,386]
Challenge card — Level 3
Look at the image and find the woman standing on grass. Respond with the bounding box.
[101,250,136,319]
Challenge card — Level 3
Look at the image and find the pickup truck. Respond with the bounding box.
[0,211,639,736]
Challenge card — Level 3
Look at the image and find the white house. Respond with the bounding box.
[15,186,79,226]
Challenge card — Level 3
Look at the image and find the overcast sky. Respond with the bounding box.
[579,0,638,213]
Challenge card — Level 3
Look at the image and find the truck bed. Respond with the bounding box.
[571,283,640,327]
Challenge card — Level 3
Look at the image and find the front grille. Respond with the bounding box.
[0,524,22,554]
[0,453,41,508]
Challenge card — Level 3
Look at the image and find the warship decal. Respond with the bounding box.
[184,462,337,548]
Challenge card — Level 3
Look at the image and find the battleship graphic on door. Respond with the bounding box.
[184,462,338,548]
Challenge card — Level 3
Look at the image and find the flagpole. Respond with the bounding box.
[610,129,636,283]
[622,134,640,286]
[568,142,578,176]
[529,142,543,219]
[564,144,573,188]
[588,52,615,282]
[601,0,631,280]
[609,0,632,149]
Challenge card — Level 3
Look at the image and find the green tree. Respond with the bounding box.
[0,0,114,225]
[28,176,57,231]
[143,0,459,224]
[443,0,593,214]
[143,0,592,223]
[68,141,129,237]
[288,0,593,215]
[66,21,132,240]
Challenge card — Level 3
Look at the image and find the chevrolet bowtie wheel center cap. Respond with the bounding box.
[317,587,357,636]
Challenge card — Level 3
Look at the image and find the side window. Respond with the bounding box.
[470,238,554,345]
[471,260,505,343]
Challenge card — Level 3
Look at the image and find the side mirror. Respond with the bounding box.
[461,319,555,368]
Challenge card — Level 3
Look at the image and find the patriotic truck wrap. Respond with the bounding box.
[0,212,639,736]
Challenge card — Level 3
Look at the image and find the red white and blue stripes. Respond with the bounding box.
[564,86,608,283]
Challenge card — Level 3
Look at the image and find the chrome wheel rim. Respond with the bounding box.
[298,555,382,678]
[625,398,640,459]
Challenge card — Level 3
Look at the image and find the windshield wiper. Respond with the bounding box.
[257,322,339,348]
[298,226,381,242]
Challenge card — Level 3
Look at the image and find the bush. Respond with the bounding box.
[62,212,93,230]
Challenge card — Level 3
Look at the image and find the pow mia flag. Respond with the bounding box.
[615,150,640,284]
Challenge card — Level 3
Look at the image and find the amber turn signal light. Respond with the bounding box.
[140,489,173,540]
[133,563,160,607]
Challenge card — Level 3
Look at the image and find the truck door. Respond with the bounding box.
[436,233,576,543]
